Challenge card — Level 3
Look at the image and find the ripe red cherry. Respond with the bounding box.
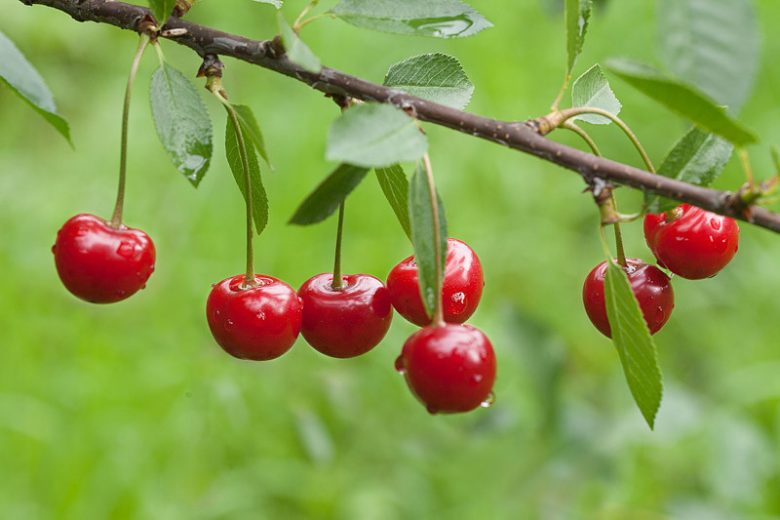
[206,274,303,361]
[396,323,496,414]
[52,213,155,303]
[387,238,483,326]
[644,204,739,279]
[582,259,674,338]
[298,273,393,358]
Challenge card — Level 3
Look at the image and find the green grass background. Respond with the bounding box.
[2,0,780,518]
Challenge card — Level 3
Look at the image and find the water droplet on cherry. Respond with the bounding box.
[480,392,496,408]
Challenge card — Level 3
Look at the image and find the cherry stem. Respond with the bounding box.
[331,201,345,291]
[422,153,445,326]
[211,87,257,288]
[293,0,320,32]
[565,121,627,267]
[557,107,656,174]
[111,33,150,228]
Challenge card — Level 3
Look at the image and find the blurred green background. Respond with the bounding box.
[2,0,780,518]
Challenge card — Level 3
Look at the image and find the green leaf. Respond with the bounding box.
[327,104,427,168]
[646,128,733,213]
[772,147,780,173]
[571,64,621,125]
[0,30,71,144]
[331,0,492,39]
[657,0,759,114]
[383,53,474,110]
[252,0,283,8]
[565,0,592,74]
[225,108,268,234]
[232,104,272,168]
[289,164,369,225]
[148,0,177,24]
[408,162,448,318]
[375,164,412,239]
[606,59,757,146]
[277,14,321,73]
[150,63,213,186]
[604,261,663,429]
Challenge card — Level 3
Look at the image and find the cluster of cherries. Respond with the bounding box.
[582,204,740,337]
[52,217,495,414]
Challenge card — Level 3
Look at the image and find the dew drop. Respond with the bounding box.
[450,291,467,311]
[710,218,722,231]
[480,392,496,409]
[425,404,439,415]
[256,311,266,320]
[116,241,138,259]
[471,374,483,384]
[226,319,235,328]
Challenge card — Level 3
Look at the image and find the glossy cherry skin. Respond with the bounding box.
[387,238,484,326]
[52,213,155,303]
[644,204,740,280]
[396,323,496,414]
[298,273,393,358]
[206,274,303,361]
[582,259,675,338]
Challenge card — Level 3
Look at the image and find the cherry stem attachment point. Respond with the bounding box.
[111,33,150,228]
[549,107,656,174]
[422,153,445,326]
[209,81,257,288]
[331,201,345,291]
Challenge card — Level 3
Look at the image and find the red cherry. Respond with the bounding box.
[644,204,739,280]
[298,273,393,358]
[387,238,484,326]
[396,323,496,414]
[52,213,155,303]
[582,259,674,338]
[206,274,302,361]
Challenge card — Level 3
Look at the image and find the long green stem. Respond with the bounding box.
[212,88,256,287]
[557,107,656,174]
[422,153,445,326]
[331,202,345,290]
[738,147,754,189]
[564,121,626,266]
[562,121,601,156]
[111,34,150,228]
[293,0,320,32]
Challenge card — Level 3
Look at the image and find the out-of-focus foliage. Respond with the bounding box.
[2,1,780,518]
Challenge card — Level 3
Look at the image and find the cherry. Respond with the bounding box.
[298,273,393,358]
[396,323,496,414]
[52,213,155,303]
[387,238,484,326]
[582,259,674,338]
[206,274,302,361]
[644,204,739,280]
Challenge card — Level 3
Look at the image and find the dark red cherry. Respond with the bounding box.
[387,238,483,326]
[206,274,302,361]
[52,213,155,303]
[582,259,674,338]
[298,273,393,358]
[396,323,496,414]
[644,204,739,280]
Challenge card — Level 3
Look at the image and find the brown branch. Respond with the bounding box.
[16,0,780,233]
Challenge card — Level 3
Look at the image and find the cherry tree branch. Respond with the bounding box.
[16,0,780,233]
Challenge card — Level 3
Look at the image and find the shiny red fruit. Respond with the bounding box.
[387,238,484,326]
[582,259,674,338]
[206,274,302,361]
[396,323,496,414]
[298,273,393,358]
[644,204,739,280]
[52,213,155,303]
